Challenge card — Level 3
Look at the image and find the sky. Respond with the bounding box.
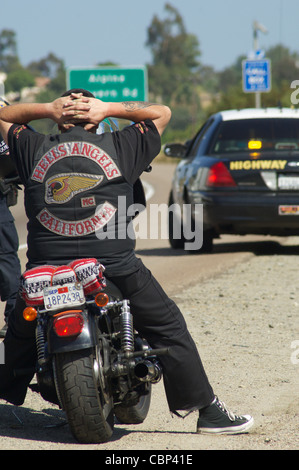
[1,0,299,73]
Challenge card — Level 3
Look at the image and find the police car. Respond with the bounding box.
[164,107,299,252]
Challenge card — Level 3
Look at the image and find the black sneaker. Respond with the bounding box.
[197,397,254,434]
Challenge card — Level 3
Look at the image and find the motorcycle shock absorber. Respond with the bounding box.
[119,300,134,356]
[35,320,46,366]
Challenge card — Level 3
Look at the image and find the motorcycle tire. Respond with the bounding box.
[114,386,152,424]
[54,348,114,444]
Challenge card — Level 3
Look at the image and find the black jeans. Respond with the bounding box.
[0,258,214,412]
[0,220,21,321]
[108,259,214,413]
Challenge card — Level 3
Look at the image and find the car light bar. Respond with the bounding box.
[248,140,262,150]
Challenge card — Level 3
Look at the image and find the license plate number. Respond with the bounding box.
[43,283,85,311]
[278,175,299,190]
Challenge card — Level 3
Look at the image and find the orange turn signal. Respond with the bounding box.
[95,292,109,307]
[23,307,38,321]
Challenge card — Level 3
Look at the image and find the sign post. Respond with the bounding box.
[242,58,271,108]
[67,66,148,102]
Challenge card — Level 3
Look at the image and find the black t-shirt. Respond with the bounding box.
[8,120,160,275]
[9,120,159,185]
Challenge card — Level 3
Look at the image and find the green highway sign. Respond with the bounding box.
[67,66,148,102]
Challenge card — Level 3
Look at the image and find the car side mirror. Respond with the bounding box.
[163,143,187,159]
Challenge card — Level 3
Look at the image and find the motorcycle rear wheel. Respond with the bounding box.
[55,348,114,443]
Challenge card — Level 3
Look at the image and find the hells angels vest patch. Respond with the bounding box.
[36,201,117,237]
[32,140,121,237]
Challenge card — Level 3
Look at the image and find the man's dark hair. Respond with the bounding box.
[61,89,95,98]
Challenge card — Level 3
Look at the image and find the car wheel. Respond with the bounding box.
[168,191,185,249]
[188,227,214,254]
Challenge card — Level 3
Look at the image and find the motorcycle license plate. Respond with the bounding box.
[43,283,85,311]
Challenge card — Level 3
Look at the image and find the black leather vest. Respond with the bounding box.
[25,127,136,274]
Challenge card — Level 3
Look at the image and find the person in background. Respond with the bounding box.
[0,99,21,338]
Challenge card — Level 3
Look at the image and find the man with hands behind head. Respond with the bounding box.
[0,90,253,435]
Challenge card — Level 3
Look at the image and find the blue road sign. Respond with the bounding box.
[242,59,271,93]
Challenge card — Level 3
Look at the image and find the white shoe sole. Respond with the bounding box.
[197,415,254,435]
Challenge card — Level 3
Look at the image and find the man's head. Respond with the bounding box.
[60,89,96,133]
[61,89,95,99]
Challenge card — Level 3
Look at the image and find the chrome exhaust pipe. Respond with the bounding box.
[134,360,162,383]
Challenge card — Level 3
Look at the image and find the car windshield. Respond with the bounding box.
[210,118,299,154]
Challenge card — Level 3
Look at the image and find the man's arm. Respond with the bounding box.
[0,94,172,139]
[63,97,172,136]
[0,96,82,143]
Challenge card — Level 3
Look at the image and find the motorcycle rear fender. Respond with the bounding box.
[46,279,122,354]
[46,309,97,354]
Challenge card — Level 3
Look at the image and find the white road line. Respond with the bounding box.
[142,180,155,201]
[18,243,27,252]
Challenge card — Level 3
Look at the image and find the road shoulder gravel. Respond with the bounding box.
[0,238,298,450]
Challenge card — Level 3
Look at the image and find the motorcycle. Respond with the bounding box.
[2,118,165,443]
[19,258,169,444]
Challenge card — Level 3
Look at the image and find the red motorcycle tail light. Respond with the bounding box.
[206,162,237,187]
[53,311,84,337]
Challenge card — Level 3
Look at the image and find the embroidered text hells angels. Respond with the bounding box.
[32,140,121,237]
[32,141,120,182]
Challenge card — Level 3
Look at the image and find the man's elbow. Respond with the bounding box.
[156,106,172,135]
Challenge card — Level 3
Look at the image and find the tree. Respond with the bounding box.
[29,53,66,134]
[266,45,299,88]
[0,29,19,73]
[27,52,65,80]
[4,68,35,93]
[145,3,202,140]
[207,45,299,113]
[146,3,201,105]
